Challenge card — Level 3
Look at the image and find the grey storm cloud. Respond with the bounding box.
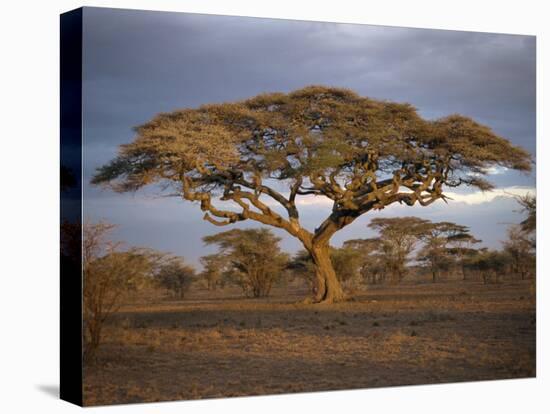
[81,7,536,265]
[82,7,535,149]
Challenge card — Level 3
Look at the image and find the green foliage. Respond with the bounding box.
[199,254,227,290]
[416,221,480,282]
[287,249,317,288]
[92,85,531,221]
[367,217,429,283]
[343,218,481,284]
[503,225,535,280]
[517,194,536,236]
[343,238,387,284]
[289,245,370,291]
[91,86,532,303]
[330,247,363,286]
[203,228,289,297]
[156,259,196,299]
[463,249,511,284]
[83,222,157,363]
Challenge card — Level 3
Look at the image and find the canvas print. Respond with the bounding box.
[60,6,536,406]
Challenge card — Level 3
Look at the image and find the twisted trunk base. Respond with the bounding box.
[309,245,345,304]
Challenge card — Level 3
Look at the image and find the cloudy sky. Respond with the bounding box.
[81,7,536,266]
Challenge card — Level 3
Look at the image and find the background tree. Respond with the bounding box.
[203,229,289,298]
[330,247,364,290]
[289,247,363,293]
[463,249,510,284]
[156,258,196,299]
[446,231,482,280]
[367,217,429,283]
[83,222,154,363]
[343,238,386,284]
[502,195,536,280]
[503,225,535,280]
[92,85,531,303]
[416,221,479,282]
[517,194,536,237]
[287,250,317,294]
[200,254,226,290]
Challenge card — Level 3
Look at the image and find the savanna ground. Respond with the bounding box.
[83,280,536,406]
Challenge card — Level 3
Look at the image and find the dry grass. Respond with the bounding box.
[83,280,536,406]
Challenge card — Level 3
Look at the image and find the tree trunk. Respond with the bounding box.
[309,244,345,304]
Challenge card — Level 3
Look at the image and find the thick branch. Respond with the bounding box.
[183,175,312,244]
[233,177,301,222]
[312,168,445,246]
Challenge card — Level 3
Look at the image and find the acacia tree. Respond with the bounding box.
[203,229,289,298]
[200,254,226,290]
[289,247,363,293]
[343,238,386,284]
[92,86,531,303]
[517,194,536,237]
[503,195,536,280]
[416,221,479,282]
[446,231,481,280]
[83,222,154,363]
[288,250,317,293]
[463,249,510,284]
[503,225,534,280]
[156,258,196,299]
[367,217,429,283]
[330,247,364,290]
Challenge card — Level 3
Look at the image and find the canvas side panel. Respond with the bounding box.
[60,7,83,407]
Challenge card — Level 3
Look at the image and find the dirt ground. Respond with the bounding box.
[83,280,536,406]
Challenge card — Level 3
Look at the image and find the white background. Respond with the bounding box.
[0,0,548,412]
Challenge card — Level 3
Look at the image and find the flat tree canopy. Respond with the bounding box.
[92,85,531,303]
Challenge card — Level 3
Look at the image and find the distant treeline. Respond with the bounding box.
[200,198,535,296]
[65,195,534,364]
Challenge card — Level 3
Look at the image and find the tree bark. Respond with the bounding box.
[309,244,345,303]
